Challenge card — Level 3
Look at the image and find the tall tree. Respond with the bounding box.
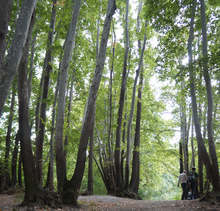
[55,0,81,194]
[129,8,147,194]
[114,0,130,191]
[63,0,116,205]
[199,0,219,191]
[187,0,214,191]
[17,12,38,204]
[35,0,57,186]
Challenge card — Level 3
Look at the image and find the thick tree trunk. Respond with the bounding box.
[35,0,57,186]
[55,0,81,194]
[0,0,37,116]
[65,0,116,205]
[200,0,219,191]
[17,12,39,203]
[17,12,60,207]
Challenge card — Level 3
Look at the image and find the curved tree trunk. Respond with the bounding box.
[55,0,81,195]
[65,0,116,205]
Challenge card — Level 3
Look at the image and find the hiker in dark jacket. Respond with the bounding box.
[188,167,198,199]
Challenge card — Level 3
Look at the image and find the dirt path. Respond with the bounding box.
[0,194,220,210]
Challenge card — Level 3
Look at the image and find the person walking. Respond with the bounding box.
[188,167,198,199]
[178,170,188,200]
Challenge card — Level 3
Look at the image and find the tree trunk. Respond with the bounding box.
[35,0,57,186]
[44,71,60,191]
[129,21,147,195]
[200,0,219,191]
[179,142,183,173]
[126,0,144,189]
[64,74,74,179]
[2,83,16,189]
[0,0,13,64]
[87,112,95,195]
[11,131,20,187]
[17,10,41,203]
[180,81,188,173]
[28,33,37,102]
[191,114,195,168]
[188,1,214,188]
[18,151,23,187]
[55,0,81,194]
[0,0,37,116]
[65,0,116,205]
[107,23,115,159]
[114,0,130,191]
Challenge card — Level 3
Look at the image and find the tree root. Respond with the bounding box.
[20,189,62,209]
[199,191,220,206]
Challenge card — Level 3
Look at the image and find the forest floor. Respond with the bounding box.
[0,193,220,210]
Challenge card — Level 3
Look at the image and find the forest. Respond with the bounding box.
[0,0,219,208]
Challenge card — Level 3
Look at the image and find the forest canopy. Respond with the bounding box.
[0,0,219,206]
